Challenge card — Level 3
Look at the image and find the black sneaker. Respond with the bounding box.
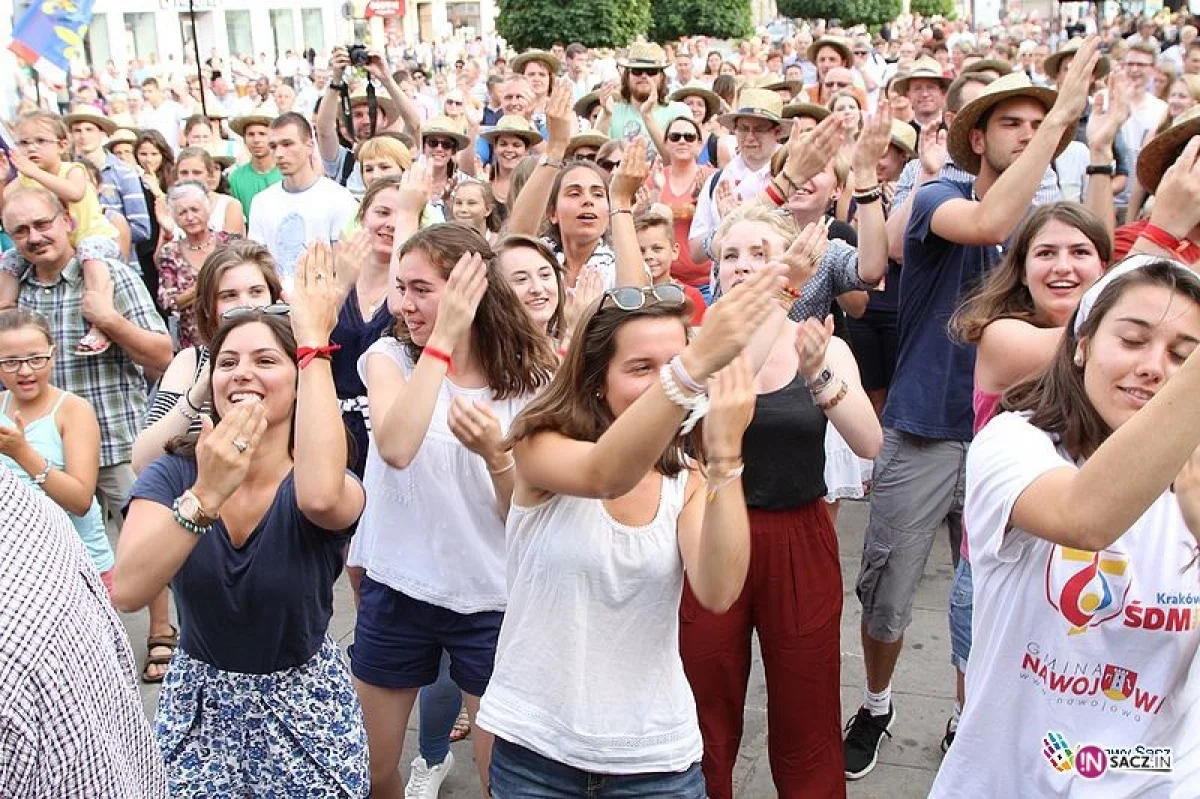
[843,704,894,780]
[940,716,956,754]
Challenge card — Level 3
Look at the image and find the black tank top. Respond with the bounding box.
[741,373,828,510]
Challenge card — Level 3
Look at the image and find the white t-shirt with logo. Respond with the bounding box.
[931,412,1200,797]
[247,176,359,290]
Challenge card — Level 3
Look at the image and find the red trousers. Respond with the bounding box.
[680,502,846,799]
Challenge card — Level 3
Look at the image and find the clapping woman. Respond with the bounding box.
[113,244,369,797]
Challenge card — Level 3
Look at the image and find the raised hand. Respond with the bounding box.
[639,81,659,117]
[333,229,371,299]
[1149,137,1200,239]
[715,179,738,218]
[428,251,488,351]
[192,402,268,515]
[290,241,343,346]
[599,81,617,115]
[918,121,948,178]
[853,100,893,174]
[684,265,787,379]
[398,156,433,218]
[1048,37,1100,128]
[328,46,350,75]
[1087,69,1131,153]
[563,267,605,338]
[365,49,389,81]
[448,396,505,461]
[784,113,845,187]
[795,314,835,381]
[546,81,574,157]
[611,137,650,209]
[772,217,830,291]
[703,355,757,457]
[0,412,27,458]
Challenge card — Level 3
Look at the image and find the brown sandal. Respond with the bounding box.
[449,707,472,742]
[142,625,178,684]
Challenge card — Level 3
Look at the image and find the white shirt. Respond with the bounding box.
[247,176,358,289]
[1117,93,1168,204]
[931,413,1200,797]
[477,471,704,773]
[138,101,187,153]
[350,339,534,614]
[688,153,775,250]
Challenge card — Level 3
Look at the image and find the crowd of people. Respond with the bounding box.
[3,8,1200,799]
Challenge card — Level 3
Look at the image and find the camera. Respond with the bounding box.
[347,44,371,68]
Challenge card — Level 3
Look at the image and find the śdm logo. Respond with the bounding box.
[1046,547,1131,635]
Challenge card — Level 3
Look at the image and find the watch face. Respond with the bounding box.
[178,493,200,520]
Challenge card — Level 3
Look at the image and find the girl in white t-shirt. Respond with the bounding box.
[931,257,1200,797]
[477,268,785,796]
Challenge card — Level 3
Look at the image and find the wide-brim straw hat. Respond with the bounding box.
[229,114,274,138]
[807,37,853,67]
[892,57,953,95]
[1137,105,1200,193]
[63,107,118,135]
[718,88,784,128]
[618,42,669,70]
[103,127,139,152]
[961,58,1015,77]
[421,117,470,150]
[349,90,399,122]
[511,49,563,76]
[756,76,805,98]
[574,90,601,119]
[948,72,1068,175]
[1044,38,1111,83]
[480,114,543,146]
[669,83,722,120]
[566,131,609,157]
[781,102,830,122]
[889,120,918,158]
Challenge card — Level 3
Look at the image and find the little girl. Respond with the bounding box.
[0,112,122,355]
[0,308,114,587]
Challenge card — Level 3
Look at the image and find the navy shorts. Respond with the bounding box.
[350,575,502,697]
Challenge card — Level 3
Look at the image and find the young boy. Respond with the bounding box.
[634,207,706,325]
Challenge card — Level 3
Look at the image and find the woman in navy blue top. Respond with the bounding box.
[112,244,369,798]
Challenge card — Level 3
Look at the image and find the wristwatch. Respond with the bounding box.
[175,489,219,534]
[1085,162,1117,176]
[538,153,563,169]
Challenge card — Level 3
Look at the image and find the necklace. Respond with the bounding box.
[186,235,214,252]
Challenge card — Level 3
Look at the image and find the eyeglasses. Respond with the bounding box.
[629,67,661,77]
[16,137,58,149]
[823,80,851,89]
[446,99,463,106]
[666,131,699,143]
[601,284,685,311]
[734,125,774,137]
[0,349,55,373]
[425,137,459,151]
[220,303,291,321]
[853,50,869,55]
[598,158,622,171]
[7,214,61,239]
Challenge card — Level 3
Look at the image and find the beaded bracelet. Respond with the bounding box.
[172,496,213,537]
[659,363,709,434]
[816,380,849,412]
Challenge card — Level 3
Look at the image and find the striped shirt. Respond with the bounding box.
[16,256,168,466]
[97,153,152,244]
[0,468,167,798]
[892,156,1062,210]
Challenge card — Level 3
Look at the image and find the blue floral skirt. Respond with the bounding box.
[154,636,369,798]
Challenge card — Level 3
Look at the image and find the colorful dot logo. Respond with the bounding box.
[1075,745,1109,779]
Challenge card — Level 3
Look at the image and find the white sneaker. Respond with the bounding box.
[405,751,454,799]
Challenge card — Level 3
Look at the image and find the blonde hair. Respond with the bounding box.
[356,136,413,171]
[713,204,798,257]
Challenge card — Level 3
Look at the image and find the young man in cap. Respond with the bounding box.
[227,114,282,219]
[845,41,1111,780]
[65,108,151,250]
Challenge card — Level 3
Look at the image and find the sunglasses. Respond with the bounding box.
[598,158,622,171]
[0,348,55,373]
[221,303,291,321]
[629,67,661,77]
[425,137,459,151]
[824,81,851,89]
[667,131,699,143]
[601,284,685,311]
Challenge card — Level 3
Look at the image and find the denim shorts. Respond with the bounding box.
[948,557,974,672]
[489,737,706,799]
[349,575,502,697]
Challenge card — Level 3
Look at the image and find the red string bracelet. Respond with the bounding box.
[296,343,342,369]
[423,346,454,373]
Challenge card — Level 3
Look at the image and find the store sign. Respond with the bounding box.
[364,0,404,17]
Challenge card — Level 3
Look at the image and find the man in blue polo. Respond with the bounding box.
[65,107,151,253]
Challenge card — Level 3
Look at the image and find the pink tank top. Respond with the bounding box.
[963,387,1003,561]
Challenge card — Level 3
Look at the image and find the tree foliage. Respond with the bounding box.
[497,0,651,50]
[649,0,754,43]
[778,0,902,27]
[909,0,957,18]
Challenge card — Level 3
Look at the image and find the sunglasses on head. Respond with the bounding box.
[601,284,685,312]
[629,67,661,77]
[425,137,459,151]
[667,131,699,143]
[221,303,291,321]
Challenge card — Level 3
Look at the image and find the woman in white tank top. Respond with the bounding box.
[476,267,786,797]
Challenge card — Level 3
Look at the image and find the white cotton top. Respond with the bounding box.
[931,412,1200,798]
[246,176,359,290]
[349,337,532,614]
[476,471,704,774]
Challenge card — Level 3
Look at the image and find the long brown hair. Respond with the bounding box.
[193,241,284,344]
[1004,261,1200,460]
[507,298,697,477]
[952,203,1111,344]
[135,129,175,190]
[394,224,556,399]
[494,233,567,338]
[542,161,611,246]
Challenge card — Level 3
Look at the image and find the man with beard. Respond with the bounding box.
[844,43,1105,781]
[606,42,690,149]
[227,114,282,219]
[248,114,358,290]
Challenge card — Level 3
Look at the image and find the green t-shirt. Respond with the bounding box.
[228,163,283,221]
[607,101,691,151]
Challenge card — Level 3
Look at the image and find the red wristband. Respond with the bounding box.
[296,344,341,369]
[764,181,785,206]
[423,345,453,372]
[1141,223,1200,262]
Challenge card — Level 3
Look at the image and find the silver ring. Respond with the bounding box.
[315,273,326,281]
[232,439,248,453]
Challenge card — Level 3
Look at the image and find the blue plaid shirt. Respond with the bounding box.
[17,256,168,466]
[97,153,151,244]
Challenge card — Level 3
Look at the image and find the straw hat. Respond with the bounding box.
[229,114,274,138]
[618,42,669,70]
[756,75,805,99]
[669,83,722,120]
[566,131,609,158]
[103,128,139,153]
[62,107,118,135]
[718,88,784,128]
[807,37,853,67]
[1136,105,1200,193]
[511,49,562,76]
[480,115,544,146]
[421,117,470,150]
[947,72,1067,175]
[348,89,399,123]
[1043,38,1111,83]
[211,153,236,170]
[573,90,602,119]
[781,102,830,122]
[892,57,953,95]
[961,58,1014,77]
[889,120,918,158]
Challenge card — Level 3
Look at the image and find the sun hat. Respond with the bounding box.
[947,71,1069,175]
[511,49,563,76]
[718,88,784,128]
[480,115,543,146]
[62,107,118,135]
[1044,38,1111,83]
[1136,105,1200,193]
[618,42,669,70]
[781,102,830,122]
[566,131,609,157]
[891,57,953,95]
[229,114,275,138]
[103,127,140,152]
[961,58,1015,77]
[421,116,470,150]
[669,83,722,120]
[348,89,399,123]
[807,37,853,67]
[573,90,602,119]
[889,120,918,157]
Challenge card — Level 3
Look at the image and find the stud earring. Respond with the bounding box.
[1073,353,1084,367]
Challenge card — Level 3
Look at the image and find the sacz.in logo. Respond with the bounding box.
[1042,732,1172,779]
